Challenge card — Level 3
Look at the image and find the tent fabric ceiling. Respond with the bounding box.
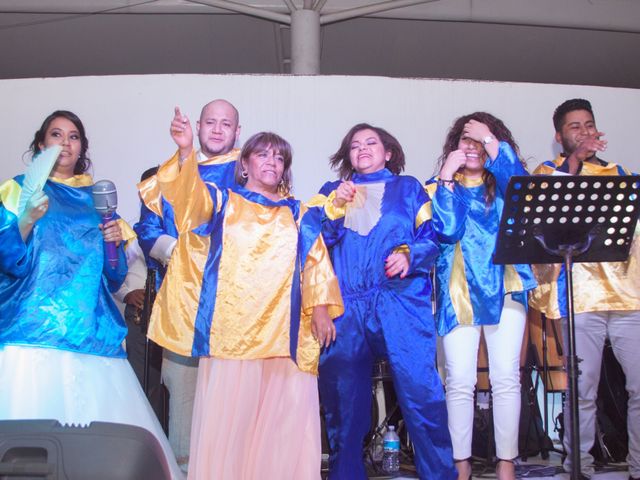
[0,0,638,87]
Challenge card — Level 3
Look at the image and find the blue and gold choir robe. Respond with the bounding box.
[530,155,640,318]
[426,141,537,336]
[0,174,132,357]
[147,151,344,375]
[135,149,240,288]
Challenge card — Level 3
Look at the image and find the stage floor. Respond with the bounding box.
[320,446,631,479]
[381,449,631,479]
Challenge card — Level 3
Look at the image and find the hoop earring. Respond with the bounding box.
[241,170,248,179]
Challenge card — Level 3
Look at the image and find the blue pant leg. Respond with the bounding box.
[319,297,373,480]
[377,290,457,480]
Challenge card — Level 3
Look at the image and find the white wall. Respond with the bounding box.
[1,74,638,224]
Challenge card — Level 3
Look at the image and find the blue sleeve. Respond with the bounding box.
[0,204,31,278]
[406,188,440,275]
[103,242,128,292]
[484,142,529,197]
[318,181,347,249]
[432,183,469,244]
[133,202,172,260]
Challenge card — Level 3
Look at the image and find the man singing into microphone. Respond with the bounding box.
[134,99,241,474]
[530,98,640,480]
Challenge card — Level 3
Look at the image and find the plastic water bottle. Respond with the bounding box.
[382,425,400,474]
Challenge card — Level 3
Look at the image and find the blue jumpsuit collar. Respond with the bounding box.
[352,168,394,184]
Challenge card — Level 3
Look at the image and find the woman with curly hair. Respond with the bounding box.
[425,113,537,480]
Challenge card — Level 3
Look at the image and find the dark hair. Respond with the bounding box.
[330,123,405,180]
[30,110,91,174]
[234,132,293,196]
[553,98,594,132]
[140,166,158,182]
[436,112,525,206]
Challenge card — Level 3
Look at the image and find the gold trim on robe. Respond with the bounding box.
[449,242,474,326]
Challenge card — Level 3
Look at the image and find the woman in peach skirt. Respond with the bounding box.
[148,110,344,480]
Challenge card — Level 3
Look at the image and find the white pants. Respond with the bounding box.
[442,295,526,460]
[562,310,640,479]
[162,350,199,473]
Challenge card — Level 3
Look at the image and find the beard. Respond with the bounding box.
[560,135,595,160]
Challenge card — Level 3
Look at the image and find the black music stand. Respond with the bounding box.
[494,175,640,480]
[141,267,158,395]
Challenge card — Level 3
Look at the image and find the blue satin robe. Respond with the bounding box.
[316,168,456,480]
[0,175,128,357]
[428,142,537,336]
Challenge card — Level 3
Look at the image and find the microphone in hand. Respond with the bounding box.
[92,179,119,268]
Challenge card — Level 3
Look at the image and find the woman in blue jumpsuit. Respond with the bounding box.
[316,123,456,480]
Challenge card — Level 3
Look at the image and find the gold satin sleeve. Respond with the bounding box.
[393,244,410,256]
[117,219,137,244]
[137,173,163,218]
[532,164,557,175]
[146,151,215,355]
[324,190,347,220]
[0,179,21,215]
[424,181,438,199]
[306,193,328,208]
[147,231,210,355]
[156,150,215,233]
[416,201,432,228]
[297,233,344,374]
[301,233,344,320]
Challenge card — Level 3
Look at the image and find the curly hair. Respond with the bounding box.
[29,110,91,175]
[436,112,525,206]
[329,123,405,180]
[234,131,293,196]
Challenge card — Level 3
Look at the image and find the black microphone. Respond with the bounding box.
[92,179,119,268]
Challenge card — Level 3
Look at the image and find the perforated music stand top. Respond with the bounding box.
[494,175,640,265]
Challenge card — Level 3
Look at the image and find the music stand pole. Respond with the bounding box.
[534,237,594,480]
[563,250,581,479]
[541,314,550,439]
[141,268,157,396]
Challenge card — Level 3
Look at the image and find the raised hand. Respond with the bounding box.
[463,119,492,143]
[170,106,194,161]
[333,180,357,208]
[574,131,607,162]
[463,119,499,159]
[440,150,467,181]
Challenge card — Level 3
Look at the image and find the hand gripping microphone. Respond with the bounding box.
[92,179,119,268]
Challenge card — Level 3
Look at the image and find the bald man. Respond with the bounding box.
[134,99,241,473]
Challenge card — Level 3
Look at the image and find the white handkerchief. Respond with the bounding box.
[344,182,385,236]
[18,145,62,215]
